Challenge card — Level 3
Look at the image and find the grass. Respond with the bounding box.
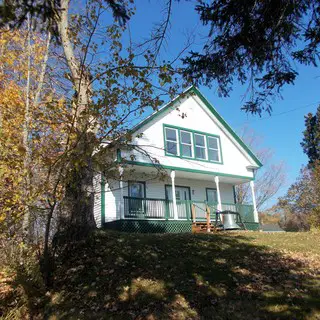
[44,230,320,320]
[1,231,320,319]
[244,232,320,255]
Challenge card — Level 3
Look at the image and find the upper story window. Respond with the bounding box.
[194,133,207,160]
[163,124,223,164]
[207,136,220,162]
[165,127,178,155]
[180,130,193,158]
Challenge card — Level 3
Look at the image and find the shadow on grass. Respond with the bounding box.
[0,261,49,319]
[45,230,320,320]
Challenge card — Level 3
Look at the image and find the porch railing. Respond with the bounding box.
[124,196,170,219]
[208,203,255,223]
[123,196,255,222]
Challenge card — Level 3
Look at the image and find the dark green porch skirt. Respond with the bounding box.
[103,220,260,233]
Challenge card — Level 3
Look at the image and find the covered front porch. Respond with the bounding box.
[123,196,255,224]
[103,163,259,232]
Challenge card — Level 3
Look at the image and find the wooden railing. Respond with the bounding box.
[124,196,171,219]
[191,203,211,230]
[235,204,255,222]
[123,196,255,222]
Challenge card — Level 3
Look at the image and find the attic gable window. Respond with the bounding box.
[165,127,178,155]
[180,130,193,158]
[194,133,207,160]
[207,136,220,162]
[163,124,223,164]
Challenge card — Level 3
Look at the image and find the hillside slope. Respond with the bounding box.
[45,231,320,320]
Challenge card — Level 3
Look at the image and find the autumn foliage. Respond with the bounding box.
[0,29,36,231]
[0,29,67,236]
[279,162,320,231]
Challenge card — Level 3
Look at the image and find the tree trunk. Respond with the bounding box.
[42,201,56,287]
[22,14,32,238]
[55,0,96,233]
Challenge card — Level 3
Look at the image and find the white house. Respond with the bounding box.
[94,87,262,233]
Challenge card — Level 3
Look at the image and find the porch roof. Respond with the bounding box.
[124,161,254,185]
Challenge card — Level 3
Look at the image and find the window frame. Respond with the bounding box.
[194,133,207,160]
[206,187,218,204]
[164,127,179,156]
[207,135,221,162]
[180,130,194,158]
[128,181,146,199]
[163,124,223,164]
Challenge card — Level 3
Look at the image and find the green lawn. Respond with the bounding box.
[44,230,320,320]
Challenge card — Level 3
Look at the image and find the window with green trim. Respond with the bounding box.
[163,125,223,163]
[207,136,220,162]
[180,130,193,158]
[194,133,207,160]
[165,127,178,155]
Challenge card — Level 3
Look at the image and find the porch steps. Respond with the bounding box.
[192,222,219,233]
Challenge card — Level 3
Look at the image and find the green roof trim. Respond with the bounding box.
[131,86,262,168]
[131,86,194,133]
[126,160,254,181]
[192,87,263,167]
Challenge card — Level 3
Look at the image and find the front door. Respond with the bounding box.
[165,185,191,219]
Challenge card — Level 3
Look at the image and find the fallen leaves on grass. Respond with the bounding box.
[44,231,320,319]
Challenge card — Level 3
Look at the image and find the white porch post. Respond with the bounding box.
[170,170,178,220]
[119,166,124,219]
[250,180,259,223]
[214,176,222,211]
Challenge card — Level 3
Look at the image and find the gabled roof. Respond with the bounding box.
[132,86,263,167]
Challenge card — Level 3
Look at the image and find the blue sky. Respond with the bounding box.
[124,1,320,199]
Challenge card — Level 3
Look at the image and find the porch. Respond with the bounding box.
[101,164,260,232]
[123,196,255,223]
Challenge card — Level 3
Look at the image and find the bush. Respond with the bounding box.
[0,237,47,319]
[280,213,310,232]
[308,207,320,231]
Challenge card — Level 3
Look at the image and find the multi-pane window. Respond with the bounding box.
[207,136,220,162]
[206,188,218,203]
[128,181,145,198]
[165,127,178,155]
[194,133,207,160]
[180,130,193,158]
[164,125,222,163]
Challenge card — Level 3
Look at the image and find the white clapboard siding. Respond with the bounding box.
[97,177,235,225]
[105,179,124,222]
[121,93,258,179]
[93,174,101,227]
